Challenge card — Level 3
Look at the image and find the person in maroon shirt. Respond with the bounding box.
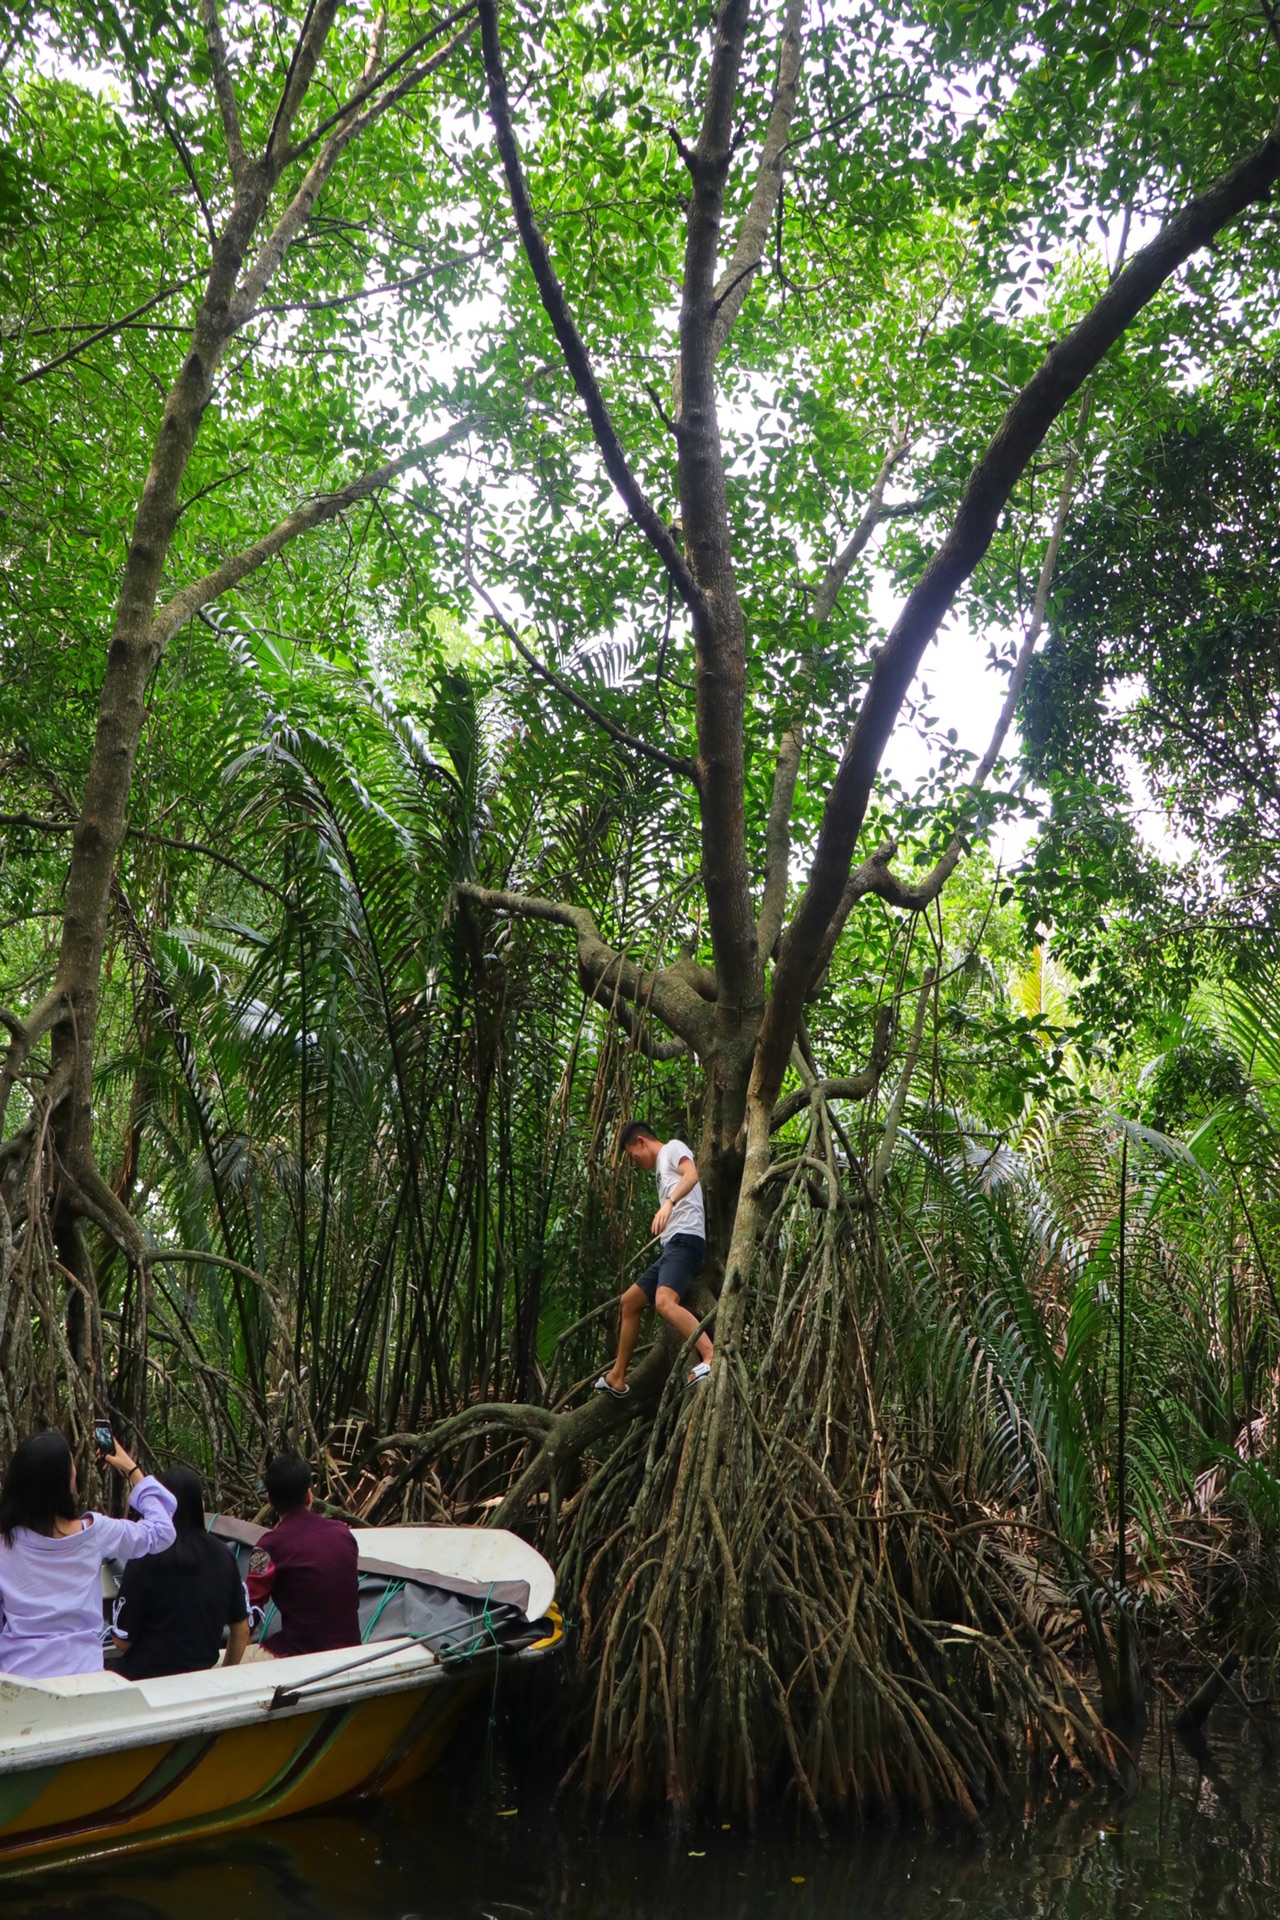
[245,1454,359,1656]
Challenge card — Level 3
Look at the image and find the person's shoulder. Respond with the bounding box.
[667,1139,696,1165]
[200,1531,236,1571]
[249,1521,281,1564]
[298,1506,352,1540]
[118,1550,152,1590]
[317,1511,358,1555]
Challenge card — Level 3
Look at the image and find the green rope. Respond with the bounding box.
[361,1577,404,1643]
[265,1584,512,1712]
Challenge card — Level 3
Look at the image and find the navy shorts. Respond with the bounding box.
[635,1233,706,1304]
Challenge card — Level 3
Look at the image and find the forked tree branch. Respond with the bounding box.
[281,0,477,167]
[264,0,342,167]
[198,0,247,185]
[757,116,1280,1103]
[233,8,389,323]
[672,0,804,416]
[311,18,476,161]
[151,416,475,646]
[236,8,472,327]
[477,0,701,620]
[769,1004,894,1131]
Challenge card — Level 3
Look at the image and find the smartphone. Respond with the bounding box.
[93,1422,114,1461]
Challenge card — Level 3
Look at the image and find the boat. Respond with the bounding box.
[0,1518,560,1875]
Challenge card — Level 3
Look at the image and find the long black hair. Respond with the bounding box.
[155,1464,209,1573]
[0,1431,78,1545]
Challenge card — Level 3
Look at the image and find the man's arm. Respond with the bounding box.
[224,1619,251,1665]
[652,1155,699,1236]
[223,1549,252,1663]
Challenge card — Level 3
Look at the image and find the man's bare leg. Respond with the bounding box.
[653,1286,713,1366]
[603,1283,648,1391]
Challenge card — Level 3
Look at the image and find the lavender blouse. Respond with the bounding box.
[0,1476,177,1679]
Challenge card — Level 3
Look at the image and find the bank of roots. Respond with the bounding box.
[555,1198,1112,1825]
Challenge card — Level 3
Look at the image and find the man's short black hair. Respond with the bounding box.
[618,1120,659,1151]
[265,1451,313,1514]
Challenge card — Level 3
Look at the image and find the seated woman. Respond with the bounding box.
[112,1465,249,1680]
[0,1428,176,1677]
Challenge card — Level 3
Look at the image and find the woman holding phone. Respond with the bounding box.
[0,1429,176,1678]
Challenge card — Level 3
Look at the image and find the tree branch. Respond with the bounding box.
[476,0,701,620]
[150,416,475,646]
[769,1004,895,1131]
[469,576,698,783]
[362,1402,555,1471]
[307,19,475,162]
[813,434,912,623]
[264,0,342,169]
[15,282,191,388]
[281,1,477,168]
[258,247,480,317]
[0,810,287,902]
[594,988,689,1061]
[489,1336,679,1527]
[198,0,247,185]
[454,882,714,1055]
[756,433,911,961]
[236,6,475,332]
[756,116,1280,1105]
[676,0,763,1019]
[0,991,63,1137]
[810,389,1095,980]
[673,0,804,416]
[757,723,802,961]
[668,951,719,1002]
[233,5,385,325]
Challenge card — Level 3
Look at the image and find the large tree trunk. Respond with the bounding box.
[0,0,475,1440]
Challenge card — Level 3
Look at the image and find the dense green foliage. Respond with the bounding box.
[1022,358,1280,993]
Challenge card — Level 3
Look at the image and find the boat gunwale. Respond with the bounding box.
[0,1630,558,1778]
[0,1639,449,1774]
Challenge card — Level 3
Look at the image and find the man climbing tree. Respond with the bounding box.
[595,1122,712,1400]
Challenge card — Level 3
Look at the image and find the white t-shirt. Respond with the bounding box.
[655,1139,705,1242]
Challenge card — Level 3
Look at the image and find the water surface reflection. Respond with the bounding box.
[7,1718,1280,1918]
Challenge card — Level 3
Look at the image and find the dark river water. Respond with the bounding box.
[7,1711,1280,1920]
